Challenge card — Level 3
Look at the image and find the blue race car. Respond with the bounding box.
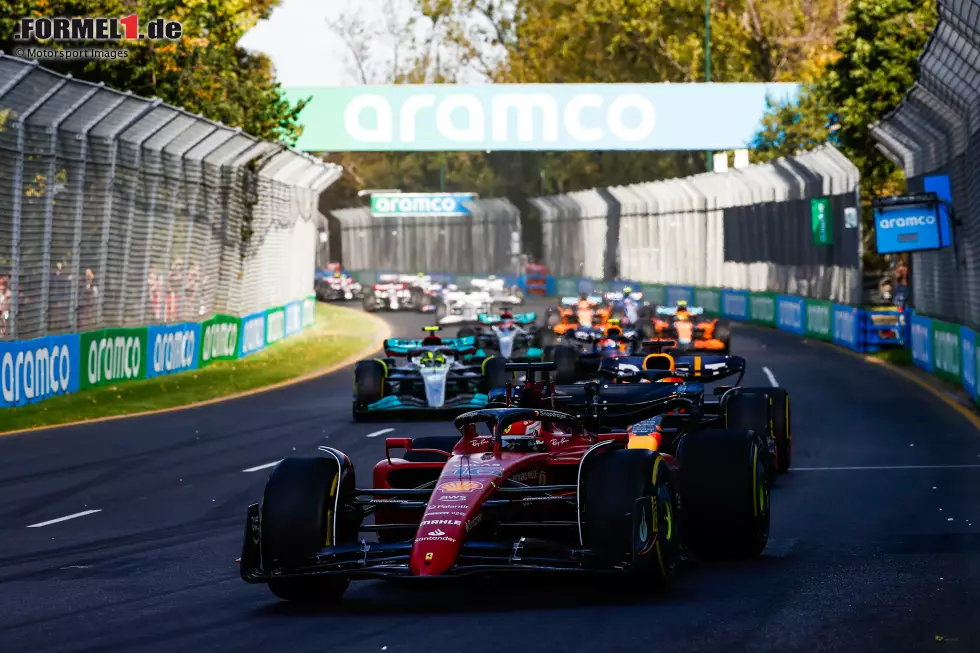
[352,326,507,421]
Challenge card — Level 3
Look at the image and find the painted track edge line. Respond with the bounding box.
[0,305,393,438]
[735,322,980,434]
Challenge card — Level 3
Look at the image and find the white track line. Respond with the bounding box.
[243,460,282,473]
[762,366,779,387]
[27,510,102,528]
[794,464,980,472]
[366,428,395,438]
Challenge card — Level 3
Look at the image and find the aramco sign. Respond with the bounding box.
[284,83,799,152]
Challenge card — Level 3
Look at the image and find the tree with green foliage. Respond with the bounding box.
[0,0,306,144]
[752,0,937,269]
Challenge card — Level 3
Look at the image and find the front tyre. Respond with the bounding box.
[261,456,359,603]
[582,448,680,587]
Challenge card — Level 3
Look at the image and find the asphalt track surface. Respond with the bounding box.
[3,301,980,653]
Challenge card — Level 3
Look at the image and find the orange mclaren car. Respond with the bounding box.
[651,301,731,352]
[545,295,612,335]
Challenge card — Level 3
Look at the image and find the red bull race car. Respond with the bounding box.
[240,361,785,604]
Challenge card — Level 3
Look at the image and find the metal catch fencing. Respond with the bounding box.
[331,198,523,275]
[870,0,980,330]
[531,144,862,304]
[0,54,342,341]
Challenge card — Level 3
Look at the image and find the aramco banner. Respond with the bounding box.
[285,83,800,152]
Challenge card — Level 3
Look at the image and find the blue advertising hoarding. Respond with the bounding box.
[873,202,942,254]
[284,300,304,338]
[721,289,750,320]
[909,311,933,373]
[240,311,267,358]
[147,323,201,379]
[0,333,81,407]
[776,296,806,335]
[961,327,977,402]
[832,304,860,350]
[285,83,800,152]
[666,285,694,307]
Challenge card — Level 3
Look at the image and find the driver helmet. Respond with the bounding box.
[676,300,689,311]
[420,350,446,367]
[623,286,633,294]
[502,420,545,451]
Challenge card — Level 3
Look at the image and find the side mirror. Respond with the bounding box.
[713,385,731,397]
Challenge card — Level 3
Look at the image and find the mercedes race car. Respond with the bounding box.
[315,269,363,302]
[602,287,650,325]
[351,326,508,420]
[651,301,731,353]
[437,278,523,325]
[455,311,550,361]
[241,361,779,604]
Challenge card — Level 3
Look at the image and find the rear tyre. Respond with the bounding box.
[534,328,556,349]
[546,307,561,328]
[713,320,732,353]
[481,356,509,393]
[552,345,578,384]
[410,287,425,311]
[403,435,462,462]
[724,390,776,483]
[362,292,377,312]
[261,456,359,602]
[582,448,679,587]
[741,388,791,472]
[677,429,770,558]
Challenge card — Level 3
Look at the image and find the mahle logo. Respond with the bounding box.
[202,322,238,362]
[345,92,656,145]
[911,321,931,364]
[87,335,141,385]
[834,308,856,344]
[934,330,960,376]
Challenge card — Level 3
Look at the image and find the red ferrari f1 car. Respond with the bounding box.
[241,361,781,603]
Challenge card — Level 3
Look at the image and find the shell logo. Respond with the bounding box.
[438,481,484,492]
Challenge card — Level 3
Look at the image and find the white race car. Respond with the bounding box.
[437,288,493,325]
[470,277,524,306]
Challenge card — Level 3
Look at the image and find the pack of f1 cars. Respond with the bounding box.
[545,295,609,334]
[650,300,731,353]
[454,311,551,361]
[241,359,789,603]
[548,318,652,383]
[314,268,363,302]
[437,277,524,325]
[351,326,508,420]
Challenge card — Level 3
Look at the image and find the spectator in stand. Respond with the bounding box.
[78,268,99,329]
[0,273,9,338]
[184,262,202,318]
[148,271,163,320]
[165,259,183,322]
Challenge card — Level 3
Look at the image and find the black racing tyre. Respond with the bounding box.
[410,287,425,311]
[353,359,386,407]
[362,292,377,312]
[437,302,448,318]
[741,388,791,473]
[552,345,578,384]
[637,305,653,320]
[481,356,509,393]
[534,327,556,349]
[713,320,732,352]
[403,435,462,463]
[677,429,770,558]
[724,390,776,484]
[261,456,359,602]
[582,448,680,586]
[457,326,476,339]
